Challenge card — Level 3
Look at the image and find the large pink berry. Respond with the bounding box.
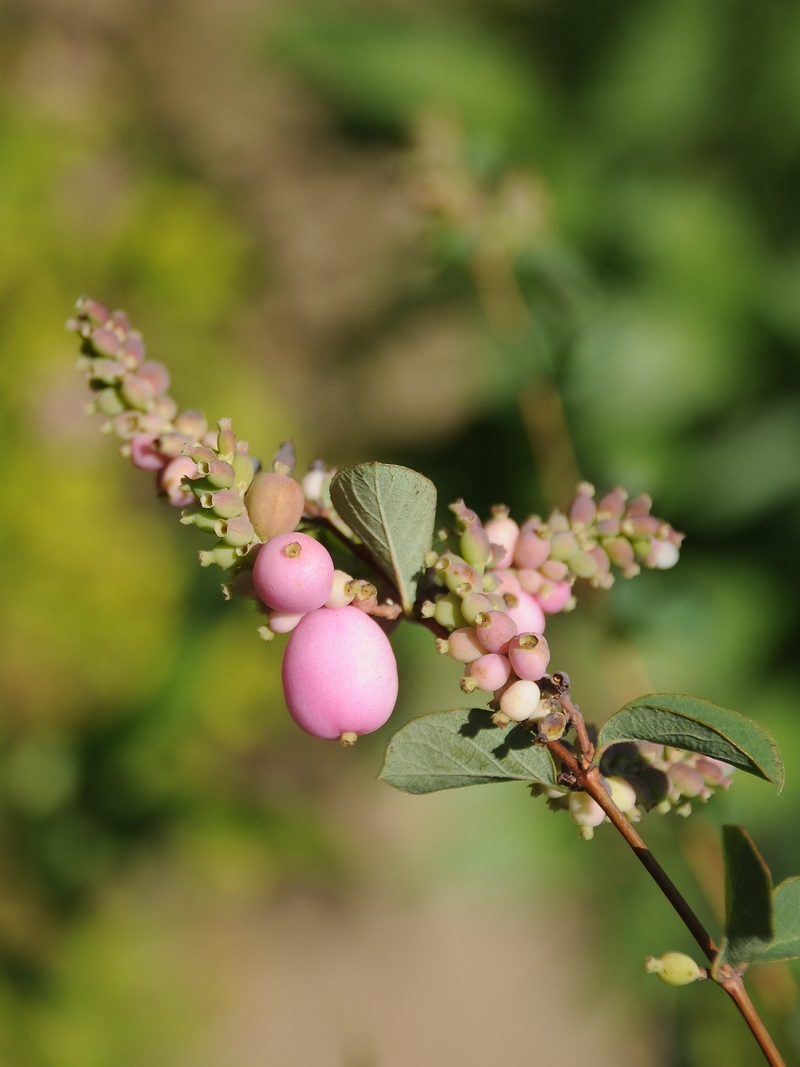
[508,632,550,681]
[506,590,546,634]
[281,606,398,740]
[253,532,334,613]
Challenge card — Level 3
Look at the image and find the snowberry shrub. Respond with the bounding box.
[69,296,796,1067]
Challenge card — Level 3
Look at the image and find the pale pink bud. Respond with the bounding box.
[513,530,551,570]
[484,508,519,570]
[596,487,628,520]
[506,590,546,633]
[517,569,544,594]
[160,456,198,506]
[536,580,573,615]
[508,632,550,681]
[475,610,518,654]
[137,360,170,398]
[499,679,542,722]
[465,654,511,692]
[130,433,166,471]
[325,570,356,609]
[645,539,680,570]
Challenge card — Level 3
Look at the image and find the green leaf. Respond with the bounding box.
[330,462,437,614]
[753,878,800,964]
[715,826,774,973]
[379,708,560,794]
[596,693,783,789]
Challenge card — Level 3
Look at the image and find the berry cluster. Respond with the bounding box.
[69,297,399,744]
[540,742,735,839]
[426,490,683,709]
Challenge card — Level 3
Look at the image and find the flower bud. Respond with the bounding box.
[668,761,706,799]
[547,510,570,534]
[569,550,599,580]
[461,591,494,624]
[449,498,480,529]
[216,418,237,461]
[513,530,551,570]
[446,627,485,663]
[549,531,579,562]
[180,509,219,534]
[539,560,567,582]
[301,461,328,504]
[508,632,550,681]
[625,493,653,518]
[268,609,305,634]
[153,395,177,423]
[569,484,597,530]
[644,953,703,986]
[272,438,296,476]
[434,593,466,630]
[160,456,198,506]
[464,654,511,692]
[606,776,638,814]
[499,679,542,722]
[129,433,166,471]
[460,524,492,570]
[475,610,518,654]
[326,570,356,609]
[596,487,628,520]
[174,410,208,439]
[437,553,480,595]
[515,569,543,594]
[232,453,257,493]
[695,757,734,790]
[120,374,155,412]
[90,328,123,357]
[198,541,240,570]
[536,580,573,615]
[137,360,170,398]
[198,459,236,488]
[483,507,519,570]
[506,590,546,634]
[645,539,680,570]
[217,514,256,547]
[569,791,605,839]
[245,472,305,541]
[76,296,111,326]
[90,358,126,385]
[95,387,125,417]
[200,488,245,519]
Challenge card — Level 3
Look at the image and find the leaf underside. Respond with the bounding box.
[330,462,437,614]
[715,825,774,973]
[753,877,800,964]
[596,693,783,789]
[379,708,560,794]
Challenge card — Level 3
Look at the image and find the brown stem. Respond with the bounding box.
[558,693,595,767]
[547,719,787,1067]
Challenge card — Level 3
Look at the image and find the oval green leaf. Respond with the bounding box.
[379,708,560,794]
[753,878,800,964]
[330,462,437,614]
[714,825,774,975]
[596,693,783,789]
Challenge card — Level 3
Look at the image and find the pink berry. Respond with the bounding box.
[446,628,485,663]
[281,606,398,740]
[465,654,511,692]
[517,568,544,594]
[253,532,334,613]
[475,610,518,654]
[506,590,546,634]
[484,511,519,570]
[536,580,572,615]
[513,530,551,570]
[508,632,550,681]
[492,571,521,598]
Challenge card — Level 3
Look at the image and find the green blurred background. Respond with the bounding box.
[1,0,800,1063]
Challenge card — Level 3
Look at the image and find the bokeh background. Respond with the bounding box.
[1,0,800,1063]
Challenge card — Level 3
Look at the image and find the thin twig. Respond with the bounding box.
[548,705,787,1067]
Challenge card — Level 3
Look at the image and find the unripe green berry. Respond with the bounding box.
[644,952,703,986]
[434,593,466,630]
[606,776,638,814]
[549,531,579,562]
[460,524,491,570]
[461,592,494,624]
